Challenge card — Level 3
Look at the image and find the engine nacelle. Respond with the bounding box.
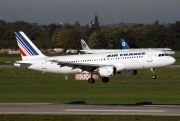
[120,70,137,76]
[98,66,116,77]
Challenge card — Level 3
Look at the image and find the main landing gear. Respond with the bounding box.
[88,77,95,83]
[87,73,95,83]
[102,77,109,83]
[150,68,156,79]
[88,77,109,83]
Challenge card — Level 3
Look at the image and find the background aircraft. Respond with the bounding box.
[14,31,175,83]
[120,39,175,54]
[80,39,126,54]
[80,39,175,54]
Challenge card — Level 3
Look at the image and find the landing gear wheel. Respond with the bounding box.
[152,75,156,79]
[88,78,95,83]
[102,77,109,83]
[150,68,156,79]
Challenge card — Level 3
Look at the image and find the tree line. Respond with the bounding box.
[0,18,180,50]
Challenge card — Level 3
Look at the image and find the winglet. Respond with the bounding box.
[81,39,90,50]
[14,31,46,60]
[120,39,131,49]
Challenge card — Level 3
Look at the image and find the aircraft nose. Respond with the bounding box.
[169,57,176,65]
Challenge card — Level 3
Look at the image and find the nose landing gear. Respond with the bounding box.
[150,68,156,79]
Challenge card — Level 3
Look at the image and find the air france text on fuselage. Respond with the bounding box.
[107,52,146,57]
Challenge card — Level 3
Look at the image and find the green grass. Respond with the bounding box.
[173,50,180,57]
[0,54,179,120]
[0,67,179,104]
[0,115,179,121]
[0,54,21,63]
[0,53,179,104]
[173,51,180,65]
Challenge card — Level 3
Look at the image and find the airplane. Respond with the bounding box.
[81,39,90,50]
[80,39,175,54]
[14,31,175,83]
[120,39,131,49]
[80,39,128,54]
[120,39,175,54]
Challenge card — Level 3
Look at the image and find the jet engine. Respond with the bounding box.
[98,66,116,77]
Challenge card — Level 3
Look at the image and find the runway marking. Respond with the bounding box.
[65,109,166,113]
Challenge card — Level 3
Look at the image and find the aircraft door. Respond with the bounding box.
[41,59,47,69]
[147,52,152,62]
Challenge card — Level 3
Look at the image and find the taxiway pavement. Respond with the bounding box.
[0,103,179,116]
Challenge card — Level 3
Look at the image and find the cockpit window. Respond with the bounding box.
[158,54,168,57]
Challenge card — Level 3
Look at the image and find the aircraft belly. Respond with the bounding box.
[59,67,80,74]
[125,60,154,70]
[126,63,141,69]
[124,60,142,70]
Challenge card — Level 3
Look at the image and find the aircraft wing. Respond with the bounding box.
[49,59,126,72]
[54,60,107,72]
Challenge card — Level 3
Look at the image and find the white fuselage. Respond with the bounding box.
[80,48,175,54]
[14,50,175,75]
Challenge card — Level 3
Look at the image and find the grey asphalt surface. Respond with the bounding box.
[0,64,14,68]
[0,103,179,116]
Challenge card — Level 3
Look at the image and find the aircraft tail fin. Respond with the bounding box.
[14,31,46,60]
[81,39,90,50]
[120,39,131,49]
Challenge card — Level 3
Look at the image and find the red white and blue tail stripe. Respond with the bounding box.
[15,31,46,60]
